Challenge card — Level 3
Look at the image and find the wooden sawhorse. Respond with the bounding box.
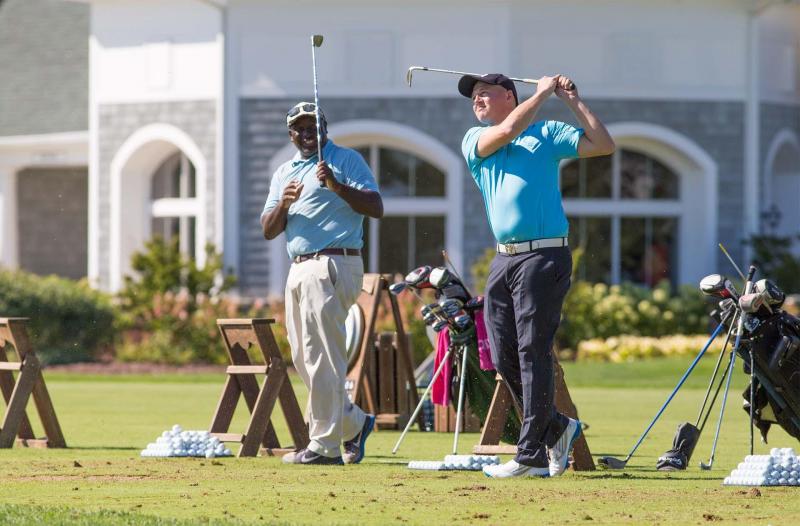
[473,360,595,471]
[209,318,309,457]
[0,318,66,448]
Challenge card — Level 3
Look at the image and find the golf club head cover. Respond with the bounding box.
[657,422,701,471]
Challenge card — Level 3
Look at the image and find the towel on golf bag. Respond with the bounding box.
[473,309,494,371]
[657,422,701,471]
[432,329,453,406]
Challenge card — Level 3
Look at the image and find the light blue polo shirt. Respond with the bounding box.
[461,120,583,244]
[262,140,378,259]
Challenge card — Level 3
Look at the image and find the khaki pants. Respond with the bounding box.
[285,254,366,457]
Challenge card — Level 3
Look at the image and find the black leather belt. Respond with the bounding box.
[293,248,361,263]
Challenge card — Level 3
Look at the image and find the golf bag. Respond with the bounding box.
[739,310,800,442]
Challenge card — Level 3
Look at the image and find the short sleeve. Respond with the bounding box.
[261,168,284,222]
[461,126,487,172]
[342,149,378,192]
[545,120,583,160]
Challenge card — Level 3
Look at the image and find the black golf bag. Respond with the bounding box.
[739,310,800,442]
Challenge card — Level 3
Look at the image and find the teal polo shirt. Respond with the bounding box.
[262,140,378,259]
[461,120,583,244]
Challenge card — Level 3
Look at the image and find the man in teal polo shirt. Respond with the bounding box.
[261,102,383,465]
[459,74,615,478]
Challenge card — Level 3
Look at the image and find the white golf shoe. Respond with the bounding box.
[548,418,581,476]
[482,459,550,478]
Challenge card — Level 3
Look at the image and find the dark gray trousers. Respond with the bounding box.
[483,246,572,467]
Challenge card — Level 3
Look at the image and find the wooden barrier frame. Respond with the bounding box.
[209,318,309,457]
[0,318,66,449]
[473,361,595,471]
[345,274,423,430]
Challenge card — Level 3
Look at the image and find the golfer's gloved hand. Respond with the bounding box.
[316,161,340,191]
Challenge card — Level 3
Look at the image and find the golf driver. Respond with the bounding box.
[598,321,725,469]
[429,266,452,289]
[310,34,325,187]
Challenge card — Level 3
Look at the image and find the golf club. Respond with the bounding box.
[699,265,756,470]
[452,342,470,454]
[406,66,576,91]
[310,34,325,187]
[598,322,725,469]
[429,267,452,289]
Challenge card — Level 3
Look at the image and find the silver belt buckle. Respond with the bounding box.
[504,243,516,255]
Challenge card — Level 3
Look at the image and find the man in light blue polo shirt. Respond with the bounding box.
[261,102,383,466]
[459,73,615,478]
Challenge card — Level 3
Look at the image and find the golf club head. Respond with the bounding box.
[404,265,432,288]
[754,278,785,307]
[432,319,449,332]
[439,298,464,317]
[597,456,627,470]
[422,312,438,325]
[739,292,766,314]
[388,282,407,295]
[406,66,421,87]
[699,274,738,300]
[464,295,484,312]
[312,34,323,47]
[429,267,452,289]
[699,461,712,470]
[453,313,473,330]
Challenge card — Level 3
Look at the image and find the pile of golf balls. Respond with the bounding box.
[723,448,800,486]
[408,454,500,471]
[140,425,233,458]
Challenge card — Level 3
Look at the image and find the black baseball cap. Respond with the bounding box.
[457,73,518,105]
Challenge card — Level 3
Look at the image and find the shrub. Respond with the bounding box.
[470,246,712,355]
[746,234,800,294]
[115,237,241,364]
[577,334,725,362]
[0,269,116,364]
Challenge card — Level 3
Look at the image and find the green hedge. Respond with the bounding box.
[0,269,116,364]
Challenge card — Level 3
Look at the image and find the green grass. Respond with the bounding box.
[0,357,797,525]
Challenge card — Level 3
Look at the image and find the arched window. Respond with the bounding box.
[561,148,681,286]
[150,151,198,257]
[354,145,447,275]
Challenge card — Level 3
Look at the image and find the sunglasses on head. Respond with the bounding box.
[286,103,326,127]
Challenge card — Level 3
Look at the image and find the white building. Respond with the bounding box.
[1,0,799,296]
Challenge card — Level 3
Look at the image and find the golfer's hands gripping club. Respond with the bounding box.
[280,179,304,210]
[536,74,576,98]
[555,75,578,100]
[316,161,340,192]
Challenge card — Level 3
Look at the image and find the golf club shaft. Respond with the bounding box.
[392,347,453,454]
[452,343,470,454]
[695,316,737,427]
[408,66,539,86]
[718,243,747,282]
[703,340,738,468]
[697,345,734,434]
[620,322,725,462]
[750,348,755,455]
[310,36,324,186]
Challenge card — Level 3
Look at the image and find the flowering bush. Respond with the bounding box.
[577,334,725,362]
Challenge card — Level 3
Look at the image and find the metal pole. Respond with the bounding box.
[452,343,470,454]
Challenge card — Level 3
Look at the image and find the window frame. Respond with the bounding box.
[561,148,682,285]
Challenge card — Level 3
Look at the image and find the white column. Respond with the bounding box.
[0,165,18,268]
[743,9,761,265]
